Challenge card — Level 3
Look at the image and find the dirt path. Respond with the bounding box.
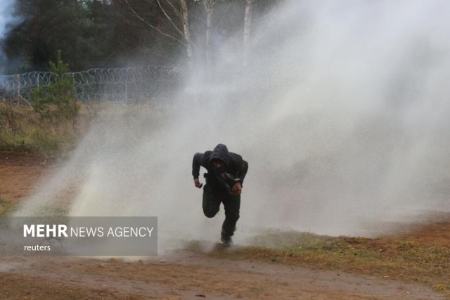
[0,152,446,299]
[0,253,444,300]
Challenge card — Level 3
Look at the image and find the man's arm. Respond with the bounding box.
[229,153,248,185]
[192,152,206,188]
[192,152,204,179]
[228,156,247,196]
[237,159,248,185]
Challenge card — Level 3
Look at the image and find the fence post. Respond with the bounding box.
[71,73,76,100]
[16,74,20,105]
[125,68,129,103]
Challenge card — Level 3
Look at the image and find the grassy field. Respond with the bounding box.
[202,224,450,297]
[0,103,77,156]
[0,101,161,157]
[0,100,105,157]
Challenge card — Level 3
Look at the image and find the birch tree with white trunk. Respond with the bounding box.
[179,0,194,63]
[203,0,215,67]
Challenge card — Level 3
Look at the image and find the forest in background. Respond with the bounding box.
[1,0,279,74]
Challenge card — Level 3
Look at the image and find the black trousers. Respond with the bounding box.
[202,184,240,239]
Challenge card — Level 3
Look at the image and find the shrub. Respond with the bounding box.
[31,51,79,125]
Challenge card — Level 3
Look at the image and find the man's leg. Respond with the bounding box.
[202,184,221,218]
[221,194,241,242]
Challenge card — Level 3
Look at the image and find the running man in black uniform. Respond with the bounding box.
[192,144,248,245]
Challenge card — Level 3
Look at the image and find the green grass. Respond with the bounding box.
[0,127,73,155]
[0,103,77,156]
[207,230,450,297]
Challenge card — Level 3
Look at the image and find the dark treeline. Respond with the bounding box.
[2,0,278,74]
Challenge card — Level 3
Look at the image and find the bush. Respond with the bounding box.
[31,51,79,125]
[0,102,75,156]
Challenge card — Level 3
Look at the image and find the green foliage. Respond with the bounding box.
[0,102,76,156]
[0,54,79,156]
[31,52,79,124]
[4,0,178,72]
[3,0,278,73]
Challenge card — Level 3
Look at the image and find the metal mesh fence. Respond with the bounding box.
[0,66,180,104]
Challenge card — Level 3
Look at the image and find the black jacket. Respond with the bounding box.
[192,144,248,191]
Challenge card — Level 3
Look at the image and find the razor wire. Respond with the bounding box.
[0,66,180,103]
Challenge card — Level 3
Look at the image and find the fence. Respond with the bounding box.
[0,66,180,104]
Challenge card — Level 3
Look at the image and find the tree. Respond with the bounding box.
[4,0,96,71]
[203,0,215,67]
[2,0,278,73]
[31,51,78,125]
[3,0,181,72]
[180,0,194,63]
[119,0,194,65]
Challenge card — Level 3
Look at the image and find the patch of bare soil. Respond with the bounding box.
[0,151,51,204]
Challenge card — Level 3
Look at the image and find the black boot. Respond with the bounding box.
[221,232,232,246]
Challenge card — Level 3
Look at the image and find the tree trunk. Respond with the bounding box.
[243,0,253,66]
[180,0,193,63]
[204,0,215,67]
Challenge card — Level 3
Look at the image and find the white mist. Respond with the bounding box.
[0,0,16,72]
[15,0,450,251]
